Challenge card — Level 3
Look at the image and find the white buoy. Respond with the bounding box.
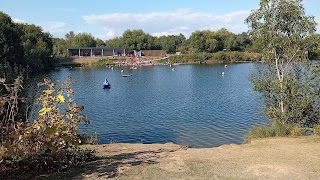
[172,68,175,71]
[222,72,225,76]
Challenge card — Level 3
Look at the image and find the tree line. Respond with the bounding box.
[53,29,253,57]
[53,28,320,59]
[2,10,320,70]
[0,12,53,72]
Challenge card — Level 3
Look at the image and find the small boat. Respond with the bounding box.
[103,84,111,89]
[122,74,132,77]
[103,79,111,89]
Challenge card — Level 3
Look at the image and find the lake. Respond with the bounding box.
[43,63,266,148]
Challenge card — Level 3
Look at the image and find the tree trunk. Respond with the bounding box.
[275,58,285,113]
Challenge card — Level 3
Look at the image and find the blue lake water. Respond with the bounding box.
[45,63,266,147]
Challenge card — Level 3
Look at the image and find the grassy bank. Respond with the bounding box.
[57,51,262,67]
[30,136,320,180]
[163,51,262,64]
[245,121,320,143]
[57,57,126,67]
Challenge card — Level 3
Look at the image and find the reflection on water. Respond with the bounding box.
[37,63,265,147]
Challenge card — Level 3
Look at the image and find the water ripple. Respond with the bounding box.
[47,63,266,148]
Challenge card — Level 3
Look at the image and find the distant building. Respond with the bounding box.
[67,47,126,57]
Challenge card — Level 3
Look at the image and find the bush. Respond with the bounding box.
[79,132,99,145]
[0,77,93,175]
[245,121,305,143]
[245,125,276,142]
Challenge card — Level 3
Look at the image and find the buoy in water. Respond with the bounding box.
[222,72,225,76]
[224,64,228,68]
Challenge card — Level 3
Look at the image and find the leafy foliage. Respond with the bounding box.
[0,77,92,175]
[17,23,53,70]
[246,0,320,136]
[245,121,306,142]
[251,62,320,127]
[0,11,54,72]
[0,12,24,65]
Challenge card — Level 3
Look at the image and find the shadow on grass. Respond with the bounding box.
[34,148,175,179]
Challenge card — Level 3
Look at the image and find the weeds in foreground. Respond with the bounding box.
[79,132,99,145]
[0,77,94,176]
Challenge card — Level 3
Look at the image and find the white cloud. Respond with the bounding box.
[83,9,250,39]
[40,22,69,38]
[12,18,25,23]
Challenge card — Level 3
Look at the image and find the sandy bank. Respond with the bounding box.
[42,136,320,180]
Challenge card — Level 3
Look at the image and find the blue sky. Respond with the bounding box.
[1,0,319,40]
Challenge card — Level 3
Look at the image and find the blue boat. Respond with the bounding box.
[103,79,111,89]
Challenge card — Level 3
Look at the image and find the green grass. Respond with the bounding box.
[245,121,307,143]
[90,59,117,66]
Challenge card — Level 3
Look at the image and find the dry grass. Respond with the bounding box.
[29,136,320,180]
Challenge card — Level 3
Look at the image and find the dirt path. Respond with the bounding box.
[42,136,320,180]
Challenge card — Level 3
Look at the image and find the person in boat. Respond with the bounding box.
[103,79,111,86]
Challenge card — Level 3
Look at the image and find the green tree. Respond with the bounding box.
[188,31,206,53]
[122,29,152,51]
[159,34,186,54]
[73,32,96,47]
[96,38,106,47]
[52,38,67,57]
[214,28,235,51]
[105,36,123,48]
[65,31,76,47]
[17,23,53,70]
[0,11,24,65]
[308,33,320,59]
[246,0,317,127]
[235,32,251,51]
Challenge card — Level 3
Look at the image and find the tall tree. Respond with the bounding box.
[17,23,53,70]
[235,32,251,51]
[73,32,96,47]
[0,11,24,65]
[65,31,76,47]
[105,37,123,48]
[246,0,317,126]
[96,38,106,47]
[52,38,67,57]
[159,34,186,53]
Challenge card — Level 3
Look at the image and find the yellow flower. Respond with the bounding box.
[39,107,51,116]
[56,95,65,103]
[35,124,41,130]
